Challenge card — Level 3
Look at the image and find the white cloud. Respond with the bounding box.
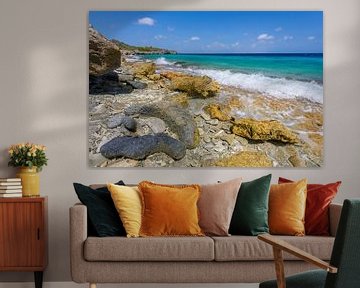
[231,42,241,47]
[190,36,200,41]
[137,17,155,26]
[257,33,275,41]
[275,27,282,32]
[308,36,315,40]
[283,35,294,41]
[154,35,166,40]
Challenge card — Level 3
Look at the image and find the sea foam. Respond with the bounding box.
[155,57,173,65]
[185,68,323,104]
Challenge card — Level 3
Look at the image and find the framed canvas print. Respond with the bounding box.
[88,11,323,168]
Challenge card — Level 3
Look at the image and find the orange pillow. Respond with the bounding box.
[278,177,341,236]
[138,181,204,237]
[269,179,307,236]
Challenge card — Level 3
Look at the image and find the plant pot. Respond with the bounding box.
[16,167,40,197]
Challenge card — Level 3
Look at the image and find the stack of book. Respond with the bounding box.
[0,178,22,197]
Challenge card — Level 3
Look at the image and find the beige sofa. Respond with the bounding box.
[70,202,342,287]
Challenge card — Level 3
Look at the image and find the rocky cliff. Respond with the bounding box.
[89,25,121,76]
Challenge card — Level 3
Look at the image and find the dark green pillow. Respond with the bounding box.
[73,181,126,237]
[229,174,272,236]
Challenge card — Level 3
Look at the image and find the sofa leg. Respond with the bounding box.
[89,284,96,288]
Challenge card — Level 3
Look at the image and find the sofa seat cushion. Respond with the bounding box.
[84,236,214,261]
[212,236,334,261]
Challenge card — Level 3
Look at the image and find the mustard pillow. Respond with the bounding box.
[107,183,142,238]
[269,179,307,236]
[138,181,204,237]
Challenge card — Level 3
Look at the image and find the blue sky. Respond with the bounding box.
[89,11,323,53]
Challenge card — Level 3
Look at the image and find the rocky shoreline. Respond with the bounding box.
[89,57,323,168]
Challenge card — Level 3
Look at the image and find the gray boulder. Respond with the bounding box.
[100,133,186,160]
[107,115,137,132]
[125,104,199,148]
[127,80,148,89]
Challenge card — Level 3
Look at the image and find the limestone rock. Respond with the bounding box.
[163,72,220,98]
[127,80,147,89]
[231,118,299,144]
[160,71,187,80]
[117,74,134,82]
[288,154,305,167]
[145,117,167,134]
[89,153,108,167]
[171,75,220,98]
[125,104,199,149]
[131,62,156,77]
[171,93,189,107]
[204,103,231,121]
[148,74,161,81]
[122,116,137,132]
[107,115,137,131]
[89,25,121,76]
[107,114,124,129]
[214,151,272,167]
[100,133,186,160]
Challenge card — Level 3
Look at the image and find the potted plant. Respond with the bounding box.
[8,143,48,197]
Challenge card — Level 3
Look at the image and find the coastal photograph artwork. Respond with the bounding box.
[88,11,323,168]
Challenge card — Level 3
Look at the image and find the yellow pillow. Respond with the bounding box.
[138,181,204,237]
[107,183,142,238]
[269,179,307,236]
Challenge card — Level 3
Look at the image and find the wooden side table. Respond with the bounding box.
[0,197,48,288]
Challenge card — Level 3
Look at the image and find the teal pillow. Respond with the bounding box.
[229,174,272,236]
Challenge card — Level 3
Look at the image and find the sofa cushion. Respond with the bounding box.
[84,236,214,261]
[198,178,242,236]
[279,177,341,236]
[212,236,334,261]
[107,184,142,238]
[269,179,307,236]
[229,174,271,236]
[73,181,126,237]
[139,181,203,237]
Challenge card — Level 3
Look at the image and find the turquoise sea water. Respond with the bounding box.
[142,53,323,103]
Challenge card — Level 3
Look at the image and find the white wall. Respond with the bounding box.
[0,0,359,283]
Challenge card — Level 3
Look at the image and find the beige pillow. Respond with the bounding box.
[198,178,242,236]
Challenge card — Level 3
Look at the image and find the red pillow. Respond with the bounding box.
[278,177,341,236]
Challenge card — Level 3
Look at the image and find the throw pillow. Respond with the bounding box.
[269,179,307,236]
[138,181,203,237]
[229,174,272,236]
[73,181,126,237]
[279,177,341,236]
[107,183,142,238]
[198,178,242,236]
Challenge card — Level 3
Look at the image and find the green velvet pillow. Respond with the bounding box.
[229,174,272,236]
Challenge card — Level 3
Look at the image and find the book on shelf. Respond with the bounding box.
[0,193,22,198]
[0,178,21,182]
[0,182,22,186]
[0,189,22,193]
[0,186,22,190]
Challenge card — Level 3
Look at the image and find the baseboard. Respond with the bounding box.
[0,282,259,288]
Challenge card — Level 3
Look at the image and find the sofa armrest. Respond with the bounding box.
[329,203,342,237]
[69,203,88,283]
